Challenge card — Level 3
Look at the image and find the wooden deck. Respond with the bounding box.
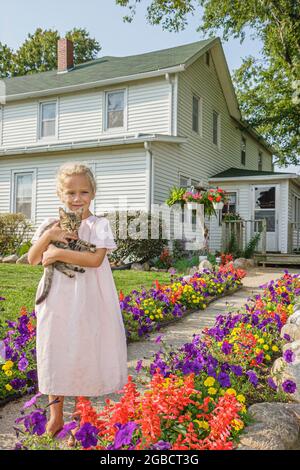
[254,253,300,267]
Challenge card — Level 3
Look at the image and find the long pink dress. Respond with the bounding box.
[31,214,128,396]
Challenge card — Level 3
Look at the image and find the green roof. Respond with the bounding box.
[211,168,294,178]
[3,39,214,98]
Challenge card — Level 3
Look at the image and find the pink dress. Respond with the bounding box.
[31,214,128,396]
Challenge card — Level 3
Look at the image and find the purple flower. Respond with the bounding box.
[230,365,243,377]
[246,371,258,387]
[22,392,42,410]
[151,440,172,450]
[155,334,164,344]
[135,360,143,373]
[267,377,277,391]
[283,334,291,342]
[283,349,295,364]
[24,410,47,435]
[221,341,233,355]
[282,380,297,394]
[217,372,231,388]
[0,296,5,301]
[18,356,29,372]
[57,421,78,439]
[75,422,98,448]
[10,378,27,390]
[113,422,138,449]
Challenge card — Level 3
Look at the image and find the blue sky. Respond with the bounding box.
[0,0,298,172]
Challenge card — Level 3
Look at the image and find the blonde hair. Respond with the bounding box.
[56,162,97,199]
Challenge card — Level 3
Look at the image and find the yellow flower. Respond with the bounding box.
[2,360,14,371]
[255,348,262,355]
[5,370,13,377]
[236,394,246,403]
[204,377,216,387]
[263,332,267,337]
[194,420,209,430]
[208,387,217,395]
[263,344,269,351]
[226,388,237,396]
[272,345,279,352]
[258,338,264,344]
[145,309,149,314]
[265,354,271,360]
[231,419,244,431]
[246,324,252,329]
[150,315,154,320]
[5,384,13,391]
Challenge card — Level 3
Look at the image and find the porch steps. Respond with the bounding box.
[254,253,300,267]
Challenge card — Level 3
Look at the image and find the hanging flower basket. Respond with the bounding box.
[212,201,224,210]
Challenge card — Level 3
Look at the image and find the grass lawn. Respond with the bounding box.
[0,263,176,322]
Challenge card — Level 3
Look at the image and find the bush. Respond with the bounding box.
[0,213,33,257]
[106,210,169,264]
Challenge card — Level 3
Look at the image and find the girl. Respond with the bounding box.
[28,162,128,445]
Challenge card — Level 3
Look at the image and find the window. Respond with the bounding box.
[220,192,237,225]
[106,90,125,129]
[13,172,34,219]
[179,175,189,188]
[205,51,210,66]
[241,136,246,165]
[192,96,199,133]
[213,110,220,147]
[39,101,57,139]
[292,194,300,223]
[258,151,263,171]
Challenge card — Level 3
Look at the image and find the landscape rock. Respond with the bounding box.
[2,254,18,263]
[142,262,150,271]
[287,311,300,327]
[198,260,213,272]
[233,258,248,270]
[245,258,256,268]
[16,253,29,264]
[188,266,198,276]
[238,422,286,450]
[131,263,144,271]
[280,323,300,342]
[150,267,159,272]
[271,357,300,402]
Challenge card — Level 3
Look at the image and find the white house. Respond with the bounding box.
[0,37,299,255]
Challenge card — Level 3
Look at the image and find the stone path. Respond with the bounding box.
[0,267,298,450]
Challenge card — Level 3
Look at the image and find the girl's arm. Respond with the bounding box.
[43,245,107,268]
[28,231,52,265]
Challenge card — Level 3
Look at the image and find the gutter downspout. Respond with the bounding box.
[144,141,153,213]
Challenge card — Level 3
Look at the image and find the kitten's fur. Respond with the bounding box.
[35,207,97,305]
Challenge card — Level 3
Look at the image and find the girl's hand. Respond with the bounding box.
[46,221,78,244]
[42,244,61,267]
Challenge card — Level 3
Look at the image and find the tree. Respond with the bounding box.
[0,27,101,77]
[115,0,300,166]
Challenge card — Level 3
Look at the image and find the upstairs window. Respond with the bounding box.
[213,110,220,147]
[106,90,125,129]
[241,136,246,165]
[39,101,57,139]
[192,95,202,134]
[258,151,263,171]
[205,51,210,66]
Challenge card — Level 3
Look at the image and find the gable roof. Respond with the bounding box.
[2,38,214,100]
[210,167,298,181]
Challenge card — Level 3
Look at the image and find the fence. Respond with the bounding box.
[221,219,267,255]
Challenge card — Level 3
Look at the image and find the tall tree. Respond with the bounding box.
[116,0,300,166]
[0,27,101,77]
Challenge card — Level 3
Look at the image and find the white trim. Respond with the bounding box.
[0,105,3,147]
[38,99,58,142]
[103,88,127,134]
[5,65,186,102]
[10,168,37,223]
[210,174,300,183]
[192,93,203,138]
[173,74,178,136]
[144,142,152,212]
[0,134,187,157]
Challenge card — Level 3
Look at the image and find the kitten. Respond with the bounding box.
[35,207,97,305]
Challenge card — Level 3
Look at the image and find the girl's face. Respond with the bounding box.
[60,174,95,219]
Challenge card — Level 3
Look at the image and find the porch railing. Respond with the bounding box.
[288,222,300,253]
[221,219,267,255]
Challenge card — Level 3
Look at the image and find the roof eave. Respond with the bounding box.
[3,65,186,103]
[209,174,299,183]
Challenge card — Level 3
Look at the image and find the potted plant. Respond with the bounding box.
[182,191,203,210]
[166,186,186,208]
[207,187,228,211]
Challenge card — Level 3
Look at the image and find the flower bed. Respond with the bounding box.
[12,271,300,450]
[0,266,244,405]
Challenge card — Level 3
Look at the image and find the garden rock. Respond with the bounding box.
[198,260,213,272]
[131,263,144,271]
[287,311,300,326]
[245,403,300,449]
[283,340,300,360]
[142,262,150,272]
[280,323,300,341]
[150,267,159,272]
[271,357,300,402]
[188,266,198,276]
[182,275,192,282]
[233,258,248,270]
[238,422,285,450]
[16,253,29,264]
[2,254,18,263]
[245,259,256,268]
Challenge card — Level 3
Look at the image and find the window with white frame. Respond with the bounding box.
[39,101,57,139]
[105,90,125,129]
[258,151,263,171]
[213,110,220,147]
[219,192,237,225]
[241,136,246,165]
[292,194,300,223]
[13,172,34,219]
[192,95,202,134]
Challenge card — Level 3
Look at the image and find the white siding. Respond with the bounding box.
[59,92,102,141]
[288,180,300,252]
[0,147,147,228]
[2,102,37,148]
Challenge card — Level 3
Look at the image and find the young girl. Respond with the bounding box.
[28,162,128,445]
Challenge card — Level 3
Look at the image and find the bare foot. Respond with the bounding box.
[67,410,81,447]
[46,418,64,438]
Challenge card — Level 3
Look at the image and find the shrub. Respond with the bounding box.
[0,213,33,257]
[106,210,168,264]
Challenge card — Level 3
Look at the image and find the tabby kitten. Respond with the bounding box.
[35,207,97,305]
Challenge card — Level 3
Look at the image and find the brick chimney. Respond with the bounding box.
[57,38,74,73]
